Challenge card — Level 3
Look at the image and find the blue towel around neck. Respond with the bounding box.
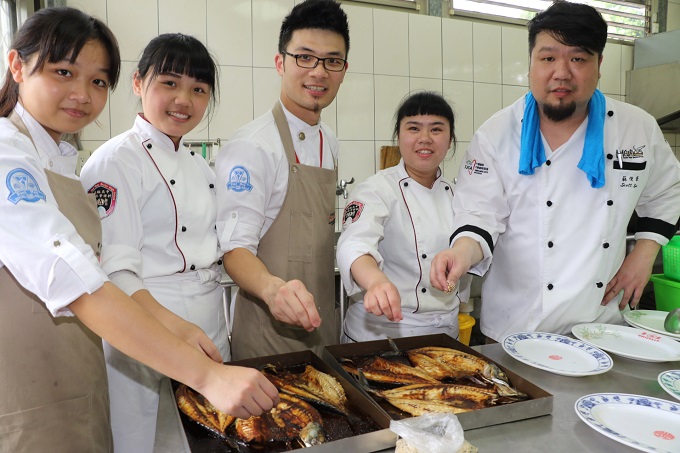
[518,89,606,188]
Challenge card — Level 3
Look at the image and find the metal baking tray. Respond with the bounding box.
[323,334,553,430]
[170,350,398,452]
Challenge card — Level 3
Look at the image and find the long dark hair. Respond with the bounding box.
[135,33,219,111]
[0,6,121,117]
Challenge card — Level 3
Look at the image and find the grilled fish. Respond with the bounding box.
[375,383,500,416]
[342,356,439,386]
[175,384,234,435]
[235,393,325,444]
[407,346,526,398]
[263,364,350,416]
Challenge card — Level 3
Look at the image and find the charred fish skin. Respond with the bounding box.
[408,346,527,399]
[175,384,234,435]
[377,383,499,416]
[342,356,439,386]
[262,364,351,417]
[235,393,324,444]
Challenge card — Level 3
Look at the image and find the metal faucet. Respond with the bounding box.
[336,177,354,199]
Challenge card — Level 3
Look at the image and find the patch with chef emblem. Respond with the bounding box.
[6,168,46,204]
[88,182,117,219]
[343,201,364,225]
[464,159,488,175]
[226,165,253,192]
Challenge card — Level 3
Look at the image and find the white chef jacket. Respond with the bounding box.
[80,114,221,295]
[337,160,471,342]
[0,104,107,316]
[80,114,227,453]
[215,100,338,254]
[452,95,680,341]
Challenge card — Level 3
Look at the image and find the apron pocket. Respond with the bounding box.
[0,395,97,453]
[288,210,313,262]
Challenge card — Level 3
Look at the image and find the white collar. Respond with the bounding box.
[278,100,321,135]
[14,103,78,160]
[132,113,180,151]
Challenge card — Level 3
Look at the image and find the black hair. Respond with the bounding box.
[528,0,607,56]
[278,0,350,57]
[136,33,219,109]
[0,6,120,117]
[393,91,456,149]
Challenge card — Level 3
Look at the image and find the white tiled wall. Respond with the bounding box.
[69,0,674,230]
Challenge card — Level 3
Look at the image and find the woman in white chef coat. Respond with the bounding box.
[337,91,471,343]
[79,34,231,452]
[0,8,277,453]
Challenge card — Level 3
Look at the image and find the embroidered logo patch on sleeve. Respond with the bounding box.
[88,182,117,219]
[6,168,46,204]
[343,201,364,225]
[226,165,253,192]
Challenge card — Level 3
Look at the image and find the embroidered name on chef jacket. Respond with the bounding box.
[6,168,46,204]
[88,181,117,219]
[465,159,489,175]
[343,201,364,225]
[226,165,253,193]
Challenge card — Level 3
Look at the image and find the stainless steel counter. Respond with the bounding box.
[154,343,679,453]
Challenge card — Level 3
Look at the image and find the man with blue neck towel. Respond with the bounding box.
[430,0,680,342]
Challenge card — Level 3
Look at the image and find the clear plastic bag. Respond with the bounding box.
[389,413,465,453]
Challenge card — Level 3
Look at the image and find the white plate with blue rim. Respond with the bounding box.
[501,332,613,376]
[658,370,680,401]
[575,393,680,453]
[572,323,680,362]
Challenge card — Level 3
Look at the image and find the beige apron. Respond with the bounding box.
[231,102,338,359]
[0,113,111,452]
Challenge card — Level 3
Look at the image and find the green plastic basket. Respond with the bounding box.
[650,274,680,312]
[662,236,680,282]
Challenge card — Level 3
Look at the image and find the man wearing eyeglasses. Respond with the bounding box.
[215,0,349,359]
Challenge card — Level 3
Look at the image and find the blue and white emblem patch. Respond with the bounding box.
[6,168,46,204]
[226,165,253,192]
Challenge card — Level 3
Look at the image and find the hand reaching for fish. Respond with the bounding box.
[198,364,280,420]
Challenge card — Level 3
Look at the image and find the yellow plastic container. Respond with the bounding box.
[458,313,476,346]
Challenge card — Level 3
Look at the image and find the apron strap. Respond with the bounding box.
[8,111,38,149]
[271,101,298,166]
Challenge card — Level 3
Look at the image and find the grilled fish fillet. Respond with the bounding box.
[235,393,324,443]
[408,346,526,398]
[377,383,499,415]
[176,384,234,435]
[342,356,439,386]
[263,365,350,416]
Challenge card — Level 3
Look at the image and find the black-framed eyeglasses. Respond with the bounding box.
[281,51,347,72]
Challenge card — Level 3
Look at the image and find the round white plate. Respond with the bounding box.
[575,393,680,453]
[658,370,680,401]
[571,323,680,362]
[501,332,613,376]
[624,310,680,341]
